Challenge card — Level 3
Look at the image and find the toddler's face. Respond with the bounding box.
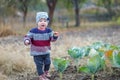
[38,18,48,30]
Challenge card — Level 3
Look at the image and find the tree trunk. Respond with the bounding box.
[46,0,57,27]
[19,0,28,27]
[72,0,80,27]
[48,5,54,27]
[23,5,27,27]
[104,0,113,17]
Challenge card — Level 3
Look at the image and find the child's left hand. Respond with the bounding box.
[53,32,59,37]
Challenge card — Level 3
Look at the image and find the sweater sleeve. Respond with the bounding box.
[24,30,33,44]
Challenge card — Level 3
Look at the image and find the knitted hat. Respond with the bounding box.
[36,12,49,23]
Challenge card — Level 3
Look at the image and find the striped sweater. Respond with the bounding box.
[24,27,58,56]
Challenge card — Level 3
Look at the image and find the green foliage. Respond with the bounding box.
[88,42,116,57]
[68,46,94,72]
[116,17,120,25]
[113,51,120,67]
[83,46,91,56]
[58,0,72,10]
[0,0,16,16]
[79,42,120,76]
[88,55,105,73]
[0,0,46,17]
[68,46,91,59]
[68,47,84,59]
[53,58,69,73]
[88,42,105,57]
[90,42,113,51]
[58,0,87,11]
[79,55,105,80]
[52,41,120,80]
[79,66,90,73]
[26,0,47,11]
[94,0,115,7]
[93,0,120,17]
[91,42,105,50]
[53,58,69,80]
[79,55,105,74]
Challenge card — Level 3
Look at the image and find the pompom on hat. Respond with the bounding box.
[36,12,49,23]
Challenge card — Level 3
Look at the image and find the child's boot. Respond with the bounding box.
[44,71,51,78]
[39,74,50,80]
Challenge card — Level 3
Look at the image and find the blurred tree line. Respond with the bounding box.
[0,0,120,27]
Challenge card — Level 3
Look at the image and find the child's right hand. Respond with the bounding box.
[25,40,30,45]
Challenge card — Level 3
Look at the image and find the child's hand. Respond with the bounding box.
[25,40,30,45]
[53,32,59,37]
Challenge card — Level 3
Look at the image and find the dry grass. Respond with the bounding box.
[0,42,35,76]
[52,20,118,34]
[0,73,8,80]
[0,25,16,37]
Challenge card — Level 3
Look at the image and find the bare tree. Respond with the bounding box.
[72,0,80,27]
[63,0,87,27]
[46,0,57,27]
[18,0,29,27]
[3,0,29,27]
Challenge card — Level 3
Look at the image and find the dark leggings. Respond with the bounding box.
[33,54,51,76]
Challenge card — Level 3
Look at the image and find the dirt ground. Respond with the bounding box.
[50,65,120,80]
[13,60,120,80]
[0,25,120,80]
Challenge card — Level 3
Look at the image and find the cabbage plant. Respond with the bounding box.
[68,47,90,72]
[89,42,109,57]
[79,55,105,80]
[53,58,69,80]
[104,44,120,73]
[113,50,120,68]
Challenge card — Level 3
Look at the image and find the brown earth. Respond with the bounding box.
[50,65,120,80]
[13,61,120,80]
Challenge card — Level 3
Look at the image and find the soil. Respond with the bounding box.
[50,65,120,80]
[1,25,120,80]
[14,64,120,80]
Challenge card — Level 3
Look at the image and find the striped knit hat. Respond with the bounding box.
[36,12,49,23]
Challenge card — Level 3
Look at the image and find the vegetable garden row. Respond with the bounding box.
[52,42,120,80]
